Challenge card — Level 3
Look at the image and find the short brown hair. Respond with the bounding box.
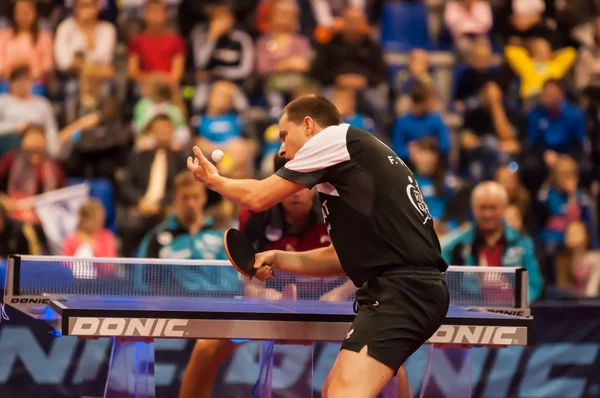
[173,170,204,195]
[410,82,433,105]
[77,199,105,229]
[282,95,343,127]
[9,65,31,82]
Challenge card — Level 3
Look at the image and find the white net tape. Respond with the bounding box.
[11,256,521,307]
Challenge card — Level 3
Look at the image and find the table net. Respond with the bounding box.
[7,255,526,308]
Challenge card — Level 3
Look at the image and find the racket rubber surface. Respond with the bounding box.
[224,228,257,277]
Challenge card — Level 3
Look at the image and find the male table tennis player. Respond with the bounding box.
[187,95,450,398]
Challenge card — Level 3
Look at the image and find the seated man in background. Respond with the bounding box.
[137,170,236,293]
[441,181,543,302]
[118,114,187,257]
[179,157,418,398]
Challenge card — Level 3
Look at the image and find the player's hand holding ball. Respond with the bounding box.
[253,251,277,281]
[187,146,220,187]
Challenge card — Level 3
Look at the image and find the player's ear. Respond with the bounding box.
[303,116,316,137]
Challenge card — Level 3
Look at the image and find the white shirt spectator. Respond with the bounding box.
[310,0,365,27]
[53,17,116,72]
[0,94,58,156]
[444,0,493,39]
[512,0,545,16]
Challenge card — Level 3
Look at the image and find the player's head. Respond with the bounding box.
[274,157,316,221]
[173,170,206,226]
[471,181,509,233]
[77,199,106,235]
[278,95,343,160]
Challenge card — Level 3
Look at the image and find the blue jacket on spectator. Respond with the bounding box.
[136,215,240,294]
[527,101,587,155]
[345,113,375,134]
[441,223,543,302]
[391,112,450,160]
[415,173,459,229]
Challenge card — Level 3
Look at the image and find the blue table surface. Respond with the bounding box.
[54,296,519,320]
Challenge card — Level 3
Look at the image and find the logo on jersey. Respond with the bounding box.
[406,176,432,225]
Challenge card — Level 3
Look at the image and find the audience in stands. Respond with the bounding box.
[192,80,256,178]
[0,66,58,156]
[0,124,65,225]
[137,170,236,293]
[392,83,450,163]
[563,221,600,297]
[0,0,54,88]
[505,37,576,104]
[61,198,117,262]
[54,0,116,79]
[59,63,130,180]
[523,79,590,191]
[190,4,254,112]
[453,39,503,112]
[444,0,493,57]
[441,181,543,302]
[460,81,521,182]
[256,0,311,118]
[118,114,187,256]
[394,49,434,115]
[312,6,387,123]
[502,0,557,46]
[553,0,600,48]
[536,155,596,284]
[0,201,41,257]
[127,0,185,85]
[575,22,600,91]
[495,165,531,232]
[330,86,375,134]
[409,137,459,236]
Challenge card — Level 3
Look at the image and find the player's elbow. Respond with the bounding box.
[244,193,271,213]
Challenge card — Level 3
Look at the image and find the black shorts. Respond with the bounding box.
[341,269,450,372]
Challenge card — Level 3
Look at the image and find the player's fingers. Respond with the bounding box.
[253,253,266,269]
[193,146,212,167]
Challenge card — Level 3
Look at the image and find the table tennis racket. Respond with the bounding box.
[224,228,258,278]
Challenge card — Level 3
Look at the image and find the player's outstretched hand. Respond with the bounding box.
[253,251,277,281]
[187,146,219,187]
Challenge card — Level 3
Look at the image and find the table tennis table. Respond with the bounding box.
[3,255,533,398]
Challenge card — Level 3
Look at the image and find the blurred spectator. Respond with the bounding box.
[441,181,543,302]
[61,198,117,263]
[137,170,234,293]
[391,83,450,162]
[330,86,375,133]
[394,49,434,115]
[562,221,600,296]
[504,0,557,45]
[192,81,256,179]
[257,0,311,118]
[409,138,459,237]
[0,0,53,86]
[0,201,41,257]
[118,114,187,256]
[460,82,521,182]
[309,0,368,43]
[58,63,130,180]
[54,0,116,78]
[178,0,261,38]
[553,0,600,48]
[190,4,254,111]
[444,0,493,57]
[0,66,58,156]
[312,6,387,124]
[505,37,576,103]
[495,165,531,230]
[0,124,65,225]
[523,79,590,191]
[575,22,600,91]
[536,155,596,283]
[133,77,187,148]
[127,0,185,85]
[504,204,525,233]
[453,40,503,112]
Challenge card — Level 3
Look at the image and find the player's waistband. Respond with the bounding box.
[378,265,445,279]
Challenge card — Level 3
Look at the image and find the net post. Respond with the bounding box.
[514,268,528,309]
[7,254,21,297]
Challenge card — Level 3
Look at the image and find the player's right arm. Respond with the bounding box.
[253,244,345,280]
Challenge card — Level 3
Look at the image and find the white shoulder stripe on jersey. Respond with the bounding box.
[285,123,351,173]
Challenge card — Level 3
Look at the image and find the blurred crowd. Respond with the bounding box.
[0,0,600,300]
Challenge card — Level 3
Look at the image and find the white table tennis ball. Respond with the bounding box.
[211,149,225,162]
